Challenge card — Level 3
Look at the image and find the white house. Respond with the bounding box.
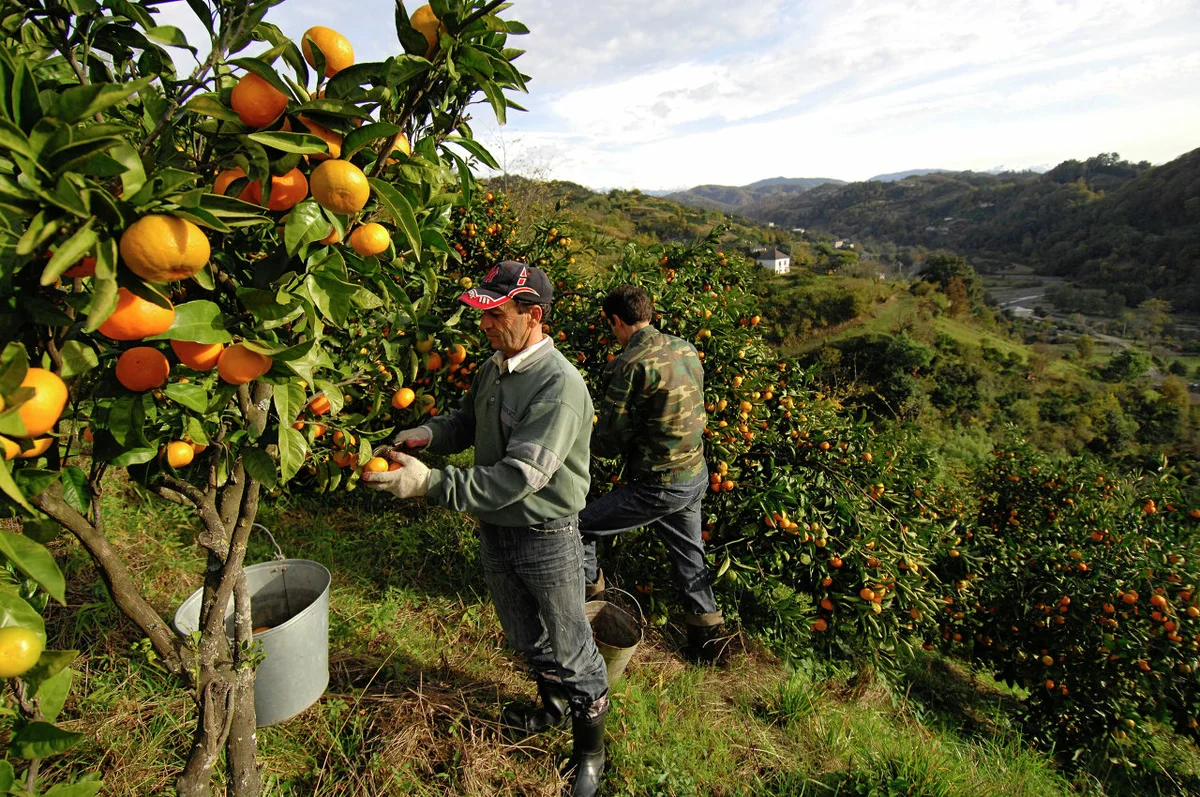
[755,247,791,274]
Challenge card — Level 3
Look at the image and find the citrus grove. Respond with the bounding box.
[0,0,1195,793]
[0,0,532,793]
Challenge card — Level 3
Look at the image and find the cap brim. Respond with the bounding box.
[458,288,511,309]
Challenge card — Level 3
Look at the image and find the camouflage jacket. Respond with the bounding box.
[592,325,706,484]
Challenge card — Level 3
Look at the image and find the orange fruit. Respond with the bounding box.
[811,618,828,632]
[0,437,19,461]
[425,352,443,371]
[99,287,175,340]
[391,387,415,409]
[388,461,402,471]
[349,222,390,256]
[119,215,210,283]
[362,456,389,473]
[310,394,331,415]
[15,437,53,459]
[0,626,44,678]
[217,343,272,385]
[319,226,341,245]
[171,340,224,371]
[16,368,68,437]
[385,133,411,164]
[301,26,354,77]
[213,168,255,200]
[447,343,467,365]
[332,450,355,468]
[244,167,309,211]
[410,5,446,57]
[312,423,326,438]
[230,72,288,127]
[164,440,194,468]
[63,256,96,278]
[115,347,170,392]
[310,160,370,214]
[298,115,342,161]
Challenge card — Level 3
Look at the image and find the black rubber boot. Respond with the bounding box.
[684,614,726,665]
[585,568,606,601]
[564,705,606,797]
[502,677,570,738]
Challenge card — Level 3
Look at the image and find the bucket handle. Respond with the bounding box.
[252,523,287,561]
[603,586,647,630]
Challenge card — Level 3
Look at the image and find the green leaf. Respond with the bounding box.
[30,655,76,718]
[145,300,232,343]
[183,93,241,122]
[110,447,157,467]
[54,78,153,124]
[385,55,433,87]
[44,781,103,797]
[0,458,34,513]
[0,531,65,604]
[32,657,74,720]
[0,588,45,641]
[22,518,61,544]
[246,131,327,155]
[277,426,307,484]
[0,759,13,790]
[16,210,56,257]
[305,272,357,327]
[9,721,83,760]
[0,117,35,160]
[442,135,500,170]
[241,447,277,490]
[59,467,89,515]
[144,25,196,52]
[163,383,209,413]
[59,341,98,380]
[290,99,373,121]
[283,199,327,256]
[274,380,304,425]
[313,380,344,416]
[83,238,119,332]
[342,122,400,160]
[0,343,30,396]
[109,140,147,199]
[367,178,421,260]
[40,220,97,286]
[326,60,390,96]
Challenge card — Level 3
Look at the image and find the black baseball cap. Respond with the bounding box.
[459,260,553,309]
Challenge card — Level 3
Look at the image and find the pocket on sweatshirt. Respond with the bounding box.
[500,402,516,428]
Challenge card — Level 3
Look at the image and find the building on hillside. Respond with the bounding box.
[833,240,855,249]
[755,247,791,274]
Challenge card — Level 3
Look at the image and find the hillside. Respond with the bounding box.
[742,150,1200,310]
[666,177,843,214]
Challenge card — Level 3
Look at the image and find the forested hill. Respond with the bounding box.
[665,176,844,214]
[744,150,1200,310]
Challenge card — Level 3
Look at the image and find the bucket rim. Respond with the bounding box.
[172,558,331,638]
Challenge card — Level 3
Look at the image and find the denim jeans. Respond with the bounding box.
[579,469,720,617]
[479,516,609,712]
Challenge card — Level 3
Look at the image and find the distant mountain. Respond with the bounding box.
[666,177,844,214]
[868,169,950,182]
[742,151,1200,310]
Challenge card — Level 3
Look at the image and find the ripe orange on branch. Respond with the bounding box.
[15,437,53,460]
[391,387,415,410]
[349,223,390,256]
[164,441,195,468]
[230,72,288,127]
[217,344,272,385]
[0,626,44,679]
[115,347,170,392]
[310,160,370,215]
[410,5,446,57]
[17,368,68,437]
[302,26,355,77]
[298,115,342,160]
[119,215,210,282]
[98,287,175,340]
[171,340,224,371]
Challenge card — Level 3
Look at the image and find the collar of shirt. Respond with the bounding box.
[628,325,657,347]
[489,335,553,374]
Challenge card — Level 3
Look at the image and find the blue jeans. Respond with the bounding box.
[579,470,720,617]
[479,517,609,712]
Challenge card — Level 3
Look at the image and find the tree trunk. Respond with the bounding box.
[227,571,261,796]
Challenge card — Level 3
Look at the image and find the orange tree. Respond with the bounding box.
[939,440,1199,766]
[538,227,963,661]
[0,1,528,794]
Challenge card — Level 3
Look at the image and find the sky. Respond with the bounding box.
[155,0,1200,192]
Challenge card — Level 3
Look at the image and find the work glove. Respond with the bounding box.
[373,425,432,456]
[361,451,431,499]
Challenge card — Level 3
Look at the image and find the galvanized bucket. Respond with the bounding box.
[173,529,330,727]
[585,588,644,683]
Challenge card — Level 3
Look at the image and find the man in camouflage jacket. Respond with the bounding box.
[582,284,726,663]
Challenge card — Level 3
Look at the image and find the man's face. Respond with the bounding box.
[480,302,540,357]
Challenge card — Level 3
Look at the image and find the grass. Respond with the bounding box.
[28,480,1187,796]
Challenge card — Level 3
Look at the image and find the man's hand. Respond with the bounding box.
[361,451,431,499]
[372,425,433,456]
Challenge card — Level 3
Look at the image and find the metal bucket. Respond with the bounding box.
[585,592,643,683]
[174,559,331,727]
